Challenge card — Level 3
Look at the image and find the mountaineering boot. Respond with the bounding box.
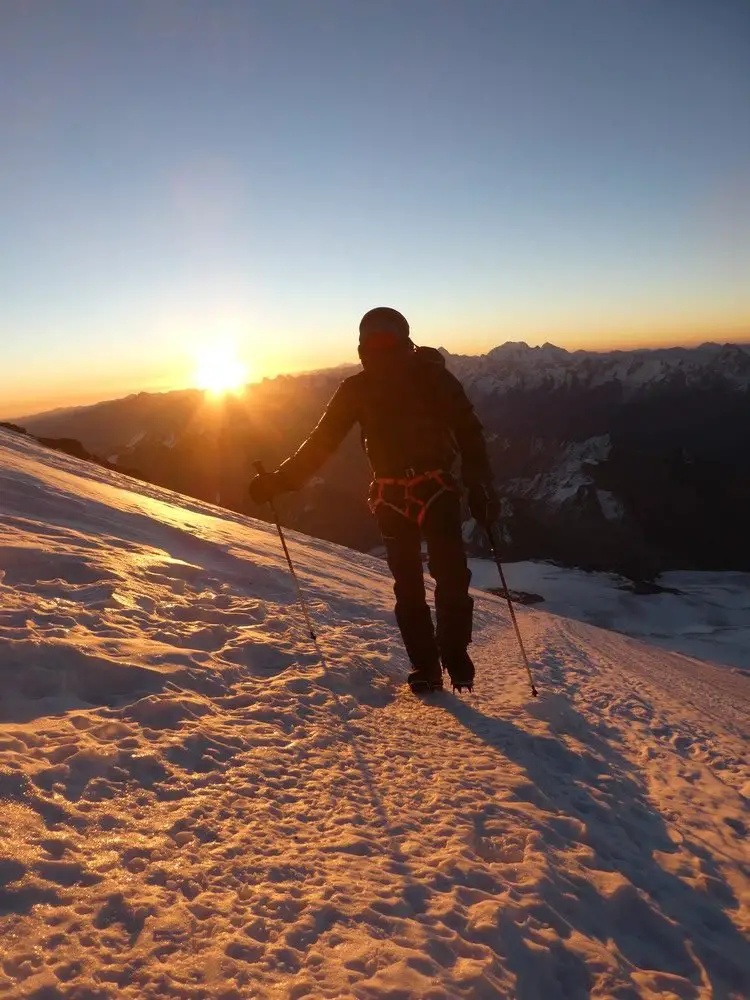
[407,662,444,694]
[442,649,475,692]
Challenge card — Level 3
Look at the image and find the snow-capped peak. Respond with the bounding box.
[446,340,750,395]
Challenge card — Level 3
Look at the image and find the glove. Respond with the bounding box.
[467,482,499,528]
[248,470,286,505]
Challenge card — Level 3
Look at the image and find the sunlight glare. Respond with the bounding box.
[193,344,248,397]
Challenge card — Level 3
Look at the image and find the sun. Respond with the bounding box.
[193,344,248,397]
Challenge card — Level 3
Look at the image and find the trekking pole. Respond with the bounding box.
[486,521,538,697]
[253,461,328,669]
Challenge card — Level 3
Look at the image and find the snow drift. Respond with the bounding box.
[0,428,748,999]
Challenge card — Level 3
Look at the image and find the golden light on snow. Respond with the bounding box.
[193,343,248,397]
[3,424,750,997]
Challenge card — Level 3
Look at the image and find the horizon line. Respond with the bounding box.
[4,335,749,424]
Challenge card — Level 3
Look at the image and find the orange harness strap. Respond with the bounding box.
[369,470,457,525]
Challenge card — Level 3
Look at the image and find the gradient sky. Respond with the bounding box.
[2,0,749,416]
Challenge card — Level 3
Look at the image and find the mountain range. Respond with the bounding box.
[14,340,750,579]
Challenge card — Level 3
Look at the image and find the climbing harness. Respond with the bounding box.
[368,469,457,525]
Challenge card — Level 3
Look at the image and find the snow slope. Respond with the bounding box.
[1,428,749,1000]
[468,559,750,672]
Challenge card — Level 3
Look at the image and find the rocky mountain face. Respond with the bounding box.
[21,342,750,579]
[454,342,750,576]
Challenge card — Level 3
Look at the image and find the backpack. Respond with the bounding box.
[358,346,458,475]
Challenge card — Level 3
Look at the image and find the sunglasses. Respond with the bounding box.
[360,331,405,353]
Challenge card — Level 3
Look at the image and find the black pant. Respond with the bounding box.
[377,491,473,668]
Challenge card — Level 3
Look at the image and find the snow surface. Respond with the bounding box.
[1,427,749,999]
[126,431,146,449]
[469,560,750,672]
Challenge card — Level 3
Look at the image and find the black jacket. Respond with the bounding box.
[278,347,494,489]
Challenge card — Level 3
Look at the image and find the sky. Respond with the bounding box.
[1,0,749,417]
